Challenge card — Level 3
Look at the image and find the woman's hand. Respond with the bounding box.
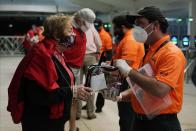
[74,85,93,101]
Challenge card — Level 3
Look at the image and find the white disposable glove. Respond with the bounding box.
[114,59,132,77]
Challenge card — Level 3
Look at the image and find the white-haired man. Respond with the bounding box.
[63,8,96,131]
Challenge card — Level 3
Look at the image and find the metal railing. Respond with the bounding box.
[184,57,196,83]
[0,36,25,56]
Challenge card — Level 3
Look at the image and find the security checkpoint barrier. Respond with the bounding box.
[184,57,196,84]
[0,36,25,56]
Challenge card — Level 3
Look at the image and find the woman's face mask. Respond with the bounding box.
[58,35,75,47]
[132,23,154,43]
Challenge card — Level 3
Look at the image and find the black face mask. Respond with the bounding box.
[95,27,101,32]
[59,35,75,47]
[94,24,101,32]
[113,27,124,43]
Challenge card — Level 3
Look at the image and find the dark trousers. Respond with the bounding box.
[96,92,105,110]
[118,102,135,131]
[22,121,65,131]
[22,115,66,131]
[117,79,135,131]
[133,114,181,131]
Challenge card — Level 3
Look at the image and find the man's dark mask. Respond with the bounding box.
[113,27,124,43]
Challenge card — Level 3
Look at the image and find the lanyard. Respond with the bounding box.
[142,40,169,65]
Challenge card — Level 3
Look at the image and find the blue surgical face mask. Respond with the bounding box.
[132,23,154,43]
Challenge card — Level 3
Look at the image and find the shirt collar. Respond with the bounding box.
[149,35,170,52]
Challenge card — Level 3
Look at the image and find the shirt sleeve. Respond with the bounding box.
[100,33,112,54]
[155,53,185,89]
[23,77,72,106]
[92,26,102,52]
[121,39,138,62]
[104,34,112,50]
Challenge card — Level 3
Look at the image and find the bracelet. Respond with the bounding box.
[73,86,78,99]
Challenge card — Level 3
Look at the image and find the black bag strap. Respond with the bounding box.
[98,51,105,66]
[98,50,113,66]
[142,40,169,64]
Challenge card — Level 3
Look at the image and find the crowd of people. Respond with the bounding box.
[7,6,186,131]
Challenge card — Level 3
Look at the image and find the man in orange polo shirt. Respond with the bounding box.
[115,6,186,131]
[112,15,144,131]
[94,18,113,113]
[94,19,113,58]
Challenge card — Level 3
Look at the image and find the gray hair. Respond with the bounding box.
[74,8,96,23]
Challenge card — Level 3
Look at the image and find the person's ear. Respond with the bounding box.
[121,25,126,33]
[153,21,160,31]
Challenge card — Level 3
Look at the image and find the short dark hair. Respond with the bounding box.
[137,6,169,33]
[112,15,134,29]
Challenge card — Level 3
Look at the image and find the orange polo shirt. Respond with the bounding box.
[131,35,186,114]
[113,29,144,69]
[99,27,112,54]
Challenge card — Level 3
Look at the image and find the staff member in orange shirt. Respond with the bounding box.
[94,19,113,60]
[94,18,113,113]
[112,15,144,131]
[115,6,186,131]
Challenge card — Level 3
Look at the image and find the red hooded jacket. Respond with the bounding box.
[7,39,70,123]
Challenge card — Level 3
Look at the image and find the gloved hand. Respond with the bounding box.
[100,88,119,101]
[73,85,93,101]
[114,59,132,77]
